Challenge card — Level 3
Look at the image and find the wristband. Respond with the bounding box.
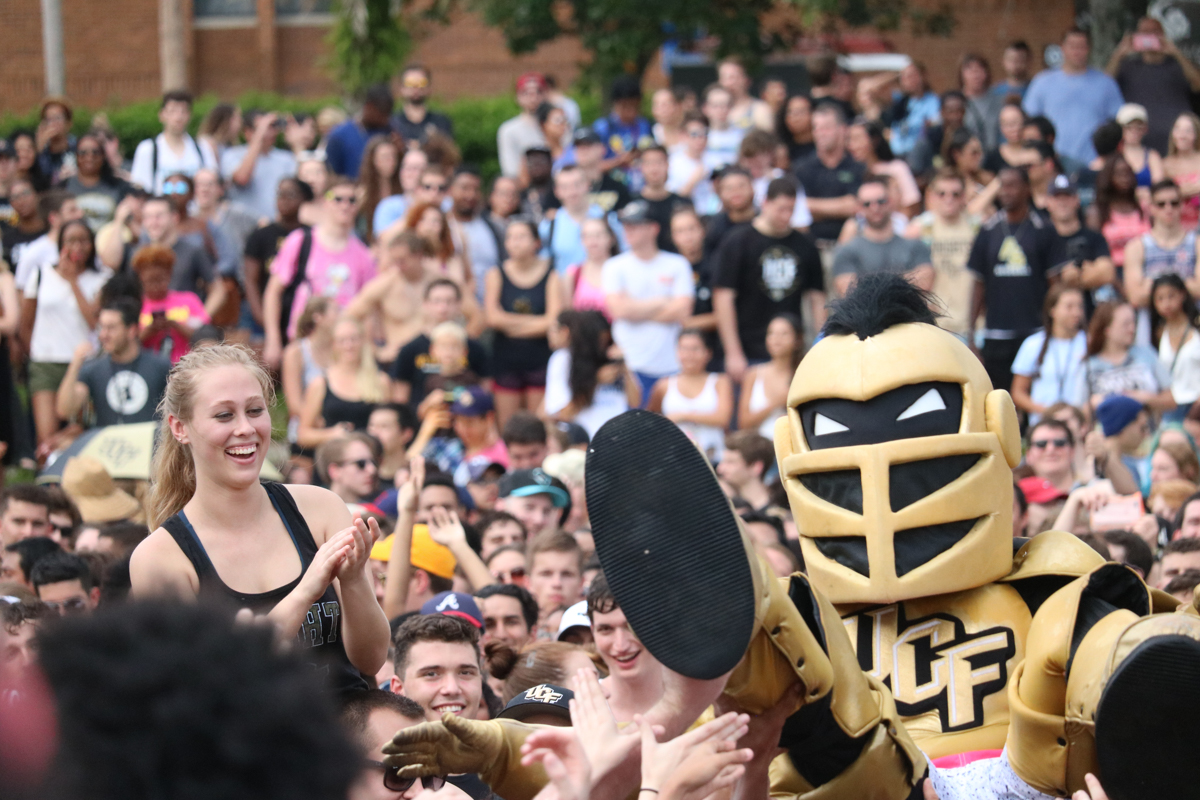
[640,790,659,795]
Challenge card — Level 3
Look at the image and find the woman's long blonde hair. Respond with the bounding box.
[333,315,387,404]
[147,343,275,530]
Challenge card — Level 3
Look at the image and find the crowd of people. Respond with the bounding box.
[7,17,1200,800]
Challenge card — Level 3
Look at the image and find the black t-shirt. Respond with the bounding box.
[1116,56,1192,154]
[703,212,752,258]
[1,222,48,268]
[1049,225,1111,319]
[690,252,724,369]
[392,109,455,145]
[521,184,560,222]
[589,172,631,213]
[638,191,688,253]
[245,222,305,296]
[967,209,1058,335]
[390,334,492,407]
[77,349,172,426]
[714,224,824,361]
[793,152,865,242]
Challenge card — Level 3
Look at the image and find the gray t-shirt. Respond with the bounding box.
[220,146,297,221]
[832,234,932,280]
[78,349,172,426]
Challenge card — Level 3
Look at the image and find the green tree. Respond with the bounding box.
[327,0,412,97]
[464,0,955,86]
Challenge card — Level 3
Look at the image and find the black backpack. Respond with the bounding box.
[277,228,313,345]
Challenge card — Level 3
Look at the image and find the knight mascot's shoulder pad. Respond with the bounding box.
[822,273,939,340]
[1002,529,1108,582]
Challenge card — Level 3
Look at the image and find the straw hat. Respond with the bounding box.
[61,456,142,524]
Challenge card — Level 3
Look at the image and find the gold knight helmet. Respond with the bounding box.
[775,275,1022,606]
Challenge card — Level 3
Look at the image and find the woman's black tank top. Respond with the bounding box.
[321,382,375,431]
[162,481,368,694]
[494,262,552,372]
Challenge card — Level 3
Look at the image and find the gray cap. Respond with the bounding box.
[617,200,655,225]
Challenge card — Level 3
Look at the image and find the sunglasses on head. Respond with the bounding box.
[1031,437,1069,449]
[162,180,189,195]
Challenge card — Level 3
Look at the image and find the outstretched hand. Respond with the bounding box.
[383,712,500,778]
[637,711,751,800]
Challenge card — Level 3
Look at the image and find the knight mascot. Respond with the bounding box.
[384,274,1199,800]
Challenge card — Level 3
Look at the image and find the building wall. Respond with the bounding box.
[0,0,1077,115]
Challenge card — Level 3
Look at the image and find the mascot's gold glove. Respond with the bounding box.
[382,713,547,800]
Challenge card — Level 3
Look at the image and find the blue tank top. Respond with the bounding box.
[1141,230,1197,281]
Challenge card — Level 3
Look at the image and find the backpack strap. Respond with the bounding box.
[293,228,313,291]
[151,136,158,192]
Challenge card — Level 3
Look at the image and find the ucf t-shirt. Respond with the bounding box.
[714,225,824,361]
[77,350,172,426]
[967,210,1057,337]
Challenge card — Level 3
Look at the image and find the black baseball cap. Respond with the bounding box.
[496,683,574,723]
[1049,174,1077,196]
[572,128,603,147]
[618,200,655,225]
[555,421,590,447]
[0,141,14,159]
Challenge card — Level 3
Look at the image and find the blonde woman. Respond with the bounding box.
[129,343,389,692]
[1163,113,1200,229]
[297,316,391,448]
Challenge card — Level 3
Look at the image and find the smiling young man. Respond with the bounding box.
[587,573,663,722]
[390,613,483,721]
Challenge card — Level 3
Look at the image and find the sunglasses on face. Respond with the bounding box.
[1031,438,1069,449]
[495,566,527,582]
[162,180,189,195]
[44,597,88,615]
[404,77,430,89]
[76,148,103,157]
[341,458,376,470]
[1155,199,1182,208]
[364,761,446,793]
[422,182,447,192]
[861,197,888,207]
[328,194,357,205]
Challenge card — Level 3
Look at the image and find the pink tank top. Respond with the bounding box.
[567,264,611,320]
[1102,210,1150,267]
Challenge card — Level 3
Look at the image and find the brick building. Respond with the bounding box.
[0,0,1075,114]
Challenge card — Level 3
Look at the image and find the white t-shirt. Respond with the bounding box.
[24,263,112,363]
[130,133,218,193]
[544,348,631,437]
[14,234,58,292]
[667,151,722,216]
[601,249,694,376]
[1159,326,1200,405]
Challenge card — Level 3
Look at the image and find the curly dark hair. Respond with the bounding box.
[35,601,359,800]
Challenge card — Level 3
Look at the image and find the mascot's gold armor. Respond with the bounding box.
[772,319,1098,757]
[383,277,1200,800]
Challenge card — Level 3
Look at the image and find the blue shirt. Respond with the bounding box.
[591,114,655,191]
[324,120,392,179]
[990,80,1029,100]
[1023,68,1123,163]
[373,195,410,238]
[889,91,940,157]
[538,206,626,273]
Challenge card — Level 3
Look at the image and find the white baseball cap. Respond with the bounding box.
[556,600,591,641]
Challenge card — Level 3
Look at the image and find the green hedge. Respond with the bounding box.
[0,89,604,182]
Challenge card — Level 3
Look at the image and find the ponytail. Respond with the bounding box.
[147,343,275,530]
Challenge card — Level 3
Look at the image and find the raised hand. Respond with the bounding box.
[637,711,751,800]
[427,507,468,548]
[334,516,380,582]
